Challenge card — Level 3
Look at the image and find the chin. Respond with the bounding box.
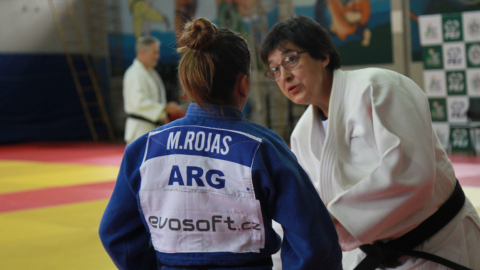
[290,96,308,106]
[285,96,296,104]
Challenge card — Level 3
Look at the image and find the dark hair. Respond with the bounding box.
[260,15,341,72]
[177,17,250,110]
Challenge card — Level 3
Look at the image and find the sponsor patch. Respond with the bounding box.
[139,126,265,253]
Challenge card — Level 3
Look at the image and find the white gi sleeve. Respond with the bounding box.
[328,78,437,246]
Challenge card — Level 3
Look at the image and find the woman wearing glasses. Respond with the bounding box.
[99,17,342,270]
[260,15,480,270]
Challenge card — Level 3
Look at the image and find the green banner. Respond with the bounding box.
[446,71,467,95]
[442,14,463,42]
[429,98,448,122]
[450,127,472,150]
[422,45,443,69]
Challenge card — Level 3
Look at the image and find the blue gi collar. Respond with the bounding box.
[186,103,246,121]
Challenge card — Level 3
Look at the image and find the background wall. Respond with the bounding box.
[1,0,479,145]
[0,0,92,143]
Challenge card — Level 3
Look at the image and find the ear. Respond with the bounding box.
[322,54,330,68]
[237,74,249,98]
[233,74,250,110]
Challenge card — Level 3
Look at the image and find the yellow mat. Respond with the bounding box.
[0,158,479,270]
[0,199,117,270]
[0,161,119,194]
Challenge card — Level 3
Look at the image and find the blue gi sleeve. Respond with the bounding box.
[254,138,342,270]
[98,140,159,270]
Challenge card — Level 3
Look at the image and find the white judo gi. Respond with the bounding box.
[123,58,168,144]
[291,68,480,270]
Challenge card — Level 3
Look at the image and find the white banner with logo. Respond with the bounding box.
[419,10,480,151]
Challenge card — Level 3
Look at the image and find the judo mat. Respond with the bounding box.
[0,142,479,270]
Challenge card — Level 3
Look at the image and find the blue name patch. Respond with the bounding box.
[145,126,261,167]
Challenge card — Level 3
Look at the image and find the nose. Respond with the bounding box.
[279,66,293,82]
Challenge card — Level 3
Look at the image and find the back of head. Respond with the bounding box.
[177,17,250,110]
[260,15,341,72]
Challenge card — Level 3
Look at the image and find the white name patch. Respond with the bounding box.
[139,126,264,253]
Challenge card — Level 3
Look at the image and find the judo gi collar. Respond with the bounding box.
[186,103,246,121]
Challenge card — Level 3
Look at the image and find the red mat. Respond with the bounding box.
[0,181,115,213]
[0,142,478,213]
[0,142,125,165]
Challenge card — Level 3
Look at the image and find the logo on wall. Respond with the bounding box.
[429,98,447,121]
[443,43,466,70]
[447,97,468,122]
[450,100,466,118]
[429,75,442,91]
[432,123,450,150]
[426,23,439,40]
[424,71,446,96]
[430,48,443,66]
[467,43,480,67]
[447,71,466,95]
[450,128,471,149]
[468,20,480,37]
[420,11,480,151]
[423,70,447,97]
[423,45,443,69]
[463,11,480,42]
[419,15,443,45]
[443,19,462,41]
[474,75,480,91]
[467,69,480,96]
[447,47,463,65]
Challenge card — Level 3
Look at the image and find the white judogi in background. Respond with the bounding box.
[123,58,168,144]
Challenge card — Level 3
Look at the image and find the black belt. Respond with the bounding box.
[163,256,273,269]
[354,180,471,270]
[127,114,162,126]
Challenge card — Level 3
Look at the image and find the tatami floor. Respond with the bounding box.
[0,142,479,270]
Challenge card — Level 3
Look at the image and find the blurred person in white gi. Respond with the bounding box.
[260,15,480,270]
[123,36,182,145]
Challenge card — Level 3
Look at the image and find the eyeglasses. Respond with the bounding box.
[265,51,307,81]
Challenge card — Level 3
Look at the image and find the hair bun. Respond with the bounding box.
[178,17,219,50]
